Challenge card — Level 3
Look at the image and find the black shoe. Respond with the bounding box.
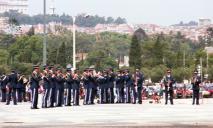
[14,103,17,105]
[6,103,9,105]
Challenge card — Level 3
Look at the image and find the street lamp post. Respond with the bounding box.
[73,16,76,69]
[43,0,47,66]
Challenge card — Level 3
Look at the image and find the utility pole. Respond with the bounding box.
[43,0,47,66]
[200,58,203,82]
[73,16,76,69]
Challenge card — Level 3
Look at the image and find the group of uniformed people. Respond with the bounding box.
[29,65,145,109]
[0,70,28,105]
[0,65,202,109]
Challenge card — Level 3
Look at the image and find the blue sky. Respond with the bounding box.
[29,0,213,25]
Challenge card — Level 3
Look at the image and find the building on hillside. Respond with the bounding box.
[0,0,28,14]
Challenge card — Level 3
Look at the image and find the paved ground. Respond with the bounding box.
[0,97,213,128]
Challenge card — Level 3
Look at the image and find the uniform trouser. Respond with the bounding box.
[65,88,72,106]
[31,88,38,108]
[165,90,174,104]
[6,88,17,105]
[55,88,63,106]
[73,88,80,105]
[22,87,27,102]
[125,86,131,103]
[137,87,142,103]
[17,88,23,102]
[88,88,96,104]
[49,88,55,107]
[99,88,105,104]
[1,89,6,102]
[84,88,90,105]
[104,88,109,103]
[131,86,137,104]
[109,87,114,103]
[42,89,50,108]
[192,90,199,105]
[116,88,124,103]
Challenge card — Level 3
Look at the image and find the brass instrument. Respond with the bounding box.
[18,75,24,82]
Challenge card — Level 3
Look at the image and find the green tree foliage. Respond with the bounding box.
[0,11,127,27]
[129,28,146,69]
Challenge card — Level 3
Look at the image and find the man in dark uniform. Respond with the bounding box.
[0,73,8,102]
[6,70,18,105]
[191,70,201,105]
[82,68,90,105]
[103,70,109,103]
[162,69,175,105]
[96,71,106,104]
[55,68,65,107]
[17,72,24,102]
[134,69,144,104]
[72,69,81,106]
[42,66,51,108]
[64,68,72,106]
[48,65,56,107]
[88,69,97,105]
[115,70,125,103]
[108,68,115,103]
[124,69,133,103]
[30,65,41,109]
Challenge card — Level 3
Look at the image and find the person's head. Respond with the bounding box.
[166,69,171,76]
[56,67,61,73]
[194,70,198,76]
[33,65,40,72]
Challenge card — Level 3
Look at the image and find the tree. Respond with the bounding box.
[27,26,35,36]
[129,28,146,69]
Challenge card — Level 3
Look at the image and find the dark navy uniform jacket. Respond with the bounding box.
[125,74,133,87]
[108,73,115,88]
[55,75,65,89]
[17,76,24,89]
[96,75,106,89]
[65,73,73,89]
[0,75,8,89]
[116,75,125,89]
[8,72,18,88]
[43,75,51,89]
[136,73,144,87]
[163,75,175,90]
[192,76,201,91]
[30,72,41,89]
[72,77,81,90]
[88,75,97,89]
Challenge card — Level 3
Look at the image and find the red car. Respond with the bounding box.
[207,86,213,96]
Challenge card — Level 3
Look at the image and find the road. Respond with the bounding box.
[0,98,213,128]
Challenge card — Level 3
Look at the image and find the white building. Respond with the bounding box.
[0,0,28,14]
[199,19,212,26]
[0,17,9,32]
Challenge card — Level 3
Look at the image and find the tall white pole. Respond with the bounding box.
[73,17,76,69]
[43,0,47,66]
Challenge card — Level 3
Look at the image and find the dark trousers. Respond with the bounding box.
[125,86,131,103]
[84,88,90,105]
[17,88,23,102]
[49,88,55,107]
[137,87,142,103]
[131,86,137,104]
[42,89,50,108]
[165,90,174,105]
[192,90,199,105]
[1,89,7,102]
[109,88,114,103]
[31,88,38,108]
[88,88,96,104]
[73,89,80,105]
[22,87,27,102]
[99,88,105,104]
[65,88,72,106]
[116,88,125,103]
[55,88,63,107]
[6,88,17,105]
[104,88,109,103]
